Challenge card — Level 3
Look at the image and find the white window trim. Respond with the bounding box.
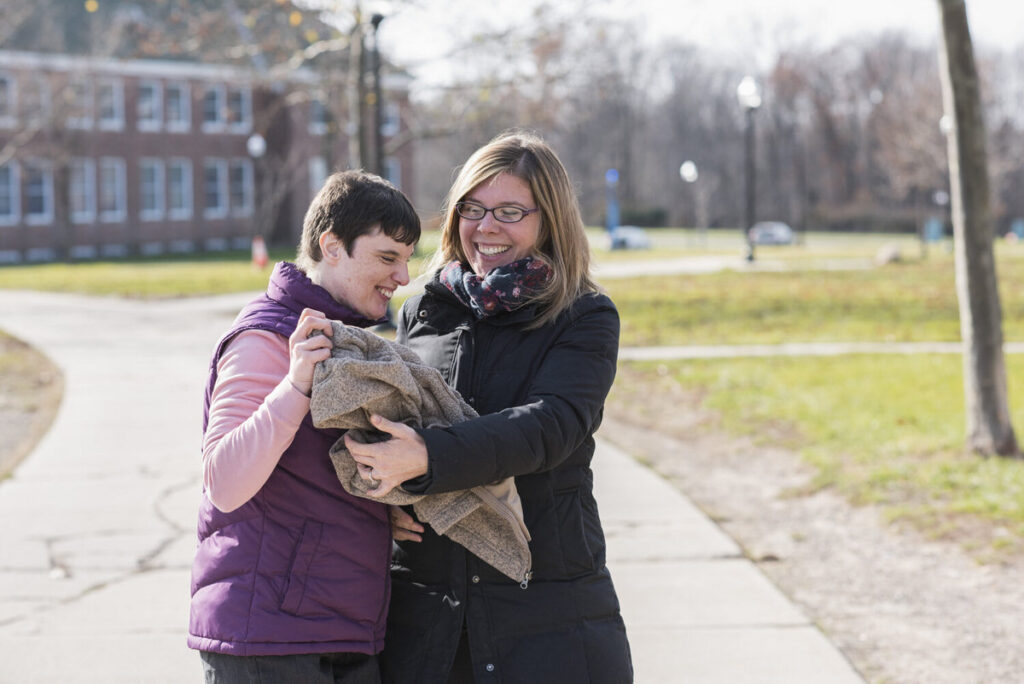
[0,73,17,128]
[137,79,163,132]
[167,158,193,220]
[203,158,229,219]
[165,81,191,133]
[24,158,54,225]
[227,86,252,134]
[96,77,124,131]
[65,77,93,130]
[229,158,254,217]
[139,157,165,221]
[381,102,401,137]
[201,84,226,133]
[0,161,20,226]
[99,157,126,223]
[69,157,97,224]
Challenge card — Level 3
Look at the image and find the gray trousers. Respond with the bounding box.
[200,650,380,684]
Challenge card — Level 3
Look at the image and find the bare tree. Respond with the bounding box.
[936,0,1019,456]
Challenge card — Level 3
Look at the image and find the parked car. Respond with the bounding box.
[748,221,794,245]
[609,225,651,250]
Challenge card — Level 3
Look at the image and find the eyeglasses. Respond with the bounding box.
[455,201,539,224]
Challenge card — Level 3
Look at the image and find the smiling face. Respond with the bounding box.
[458,173,542,277]
[313,227,415,320]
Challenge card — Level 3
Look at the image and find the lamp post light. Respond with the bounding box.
[679,160,699,243]
[737,75,762,262]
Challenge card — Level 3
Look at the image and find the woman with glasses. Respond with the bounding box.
[345,131,633,683]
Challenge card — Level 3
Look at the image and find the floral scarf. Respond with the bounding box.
[439,258,552,319]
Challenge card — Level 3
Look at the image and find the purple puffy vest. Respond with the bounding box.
[188,262,392,656]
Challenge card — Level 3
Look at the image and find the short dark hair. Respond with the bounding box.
[296,170,420,270]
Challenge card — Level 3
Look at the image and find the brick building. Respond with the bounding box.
[0,49,414,263]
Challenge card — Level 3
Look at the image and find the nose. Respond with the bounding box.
[476,212,501,233]
[393,261,410,286]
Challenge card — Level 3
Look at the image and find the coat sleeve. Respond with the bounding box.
[418,296,619,493]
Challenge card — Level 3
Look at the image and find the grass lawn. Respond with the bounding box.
[609,354,1024,559]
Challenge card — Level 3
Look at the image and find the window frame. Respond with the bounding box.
[98,157,127,223]
[69,157,97,224]
[202,158,229,219]
[23,158,54,225]
[167,157,193,220]
[139,157,165,221]
[96,77,124,131]
[137,79,163,132]
[0,161,20,226]
[164,81,191,132]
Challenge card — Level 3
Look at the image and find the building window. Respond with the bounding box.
[201,85,225,131]
[167,158,193,220]
[203,159,228,218]
[65,77,93,129]
[22,76,50,125]
[384,157,401,189]
[99,157,126,222]
[226,86,252,132]
[96,78,124,131]
[0,161,19,225]
[165,82,190,132]
[0,73,16,127]
[137,80,162,131]
[139,158,165,220]
[24,159,54,225]
[309,98,329,135]
[309,156,328,200]
[69,158,96,223]
[381,102,401,137]
[229,159,253,217]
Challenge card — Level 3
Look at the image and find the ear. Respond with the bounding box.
[319,232,343,263]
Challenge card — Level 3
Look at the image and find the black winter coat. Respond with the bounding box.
[381,275,633,684]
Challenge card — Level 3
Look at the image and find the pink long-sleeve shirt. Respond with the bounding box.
[203,330,311,512]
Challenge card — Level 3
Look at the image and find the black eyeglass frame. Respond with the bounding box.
[454,201,540,224]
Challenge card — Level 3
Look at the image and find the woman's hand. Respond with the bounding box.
[286,308,334,396]
[390,506,425,542]
[346,415,429,497]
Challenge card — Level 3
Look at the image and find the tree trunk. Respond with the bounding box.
[936,0,1019,456]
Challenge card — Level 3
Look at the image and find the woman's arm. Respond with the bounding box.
[422,301,619,491]
[203,309,334,512]
[347,298,619,496]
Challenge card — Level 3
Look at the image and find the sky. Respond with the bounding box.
[374,0,1024,93]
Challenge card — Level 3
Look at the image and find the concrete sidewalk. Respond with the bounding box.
[0,290,863,683]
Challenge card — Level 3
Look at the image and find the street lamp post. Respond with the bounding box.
[737,76,761,262]
[370,12,385,177]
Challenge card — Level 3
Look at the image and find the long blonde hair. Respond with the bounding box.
[431,130,599,328]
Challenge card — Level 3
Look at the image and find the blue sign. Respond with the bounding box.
[605,169,619,234]
[924,217,943,243]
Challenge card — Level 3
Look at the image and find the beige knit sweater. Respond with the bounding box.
[309,321,532,584]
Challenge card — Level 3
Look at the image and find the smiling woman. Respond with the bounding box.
[0,331,63,478]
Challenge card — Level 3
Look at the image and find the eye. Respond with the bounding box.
[495,206,523,221]
[379,255,396,264]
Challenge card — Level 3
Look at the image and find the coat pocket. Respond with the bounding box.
[554,487,596,577]
[279,519,324,615]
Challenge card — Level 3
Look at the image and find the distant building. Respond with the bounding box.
[0,49,414,263]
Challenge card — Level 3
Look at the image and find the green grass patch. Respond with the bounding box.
[606,256,1024,346]
[610,354,1024,558]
